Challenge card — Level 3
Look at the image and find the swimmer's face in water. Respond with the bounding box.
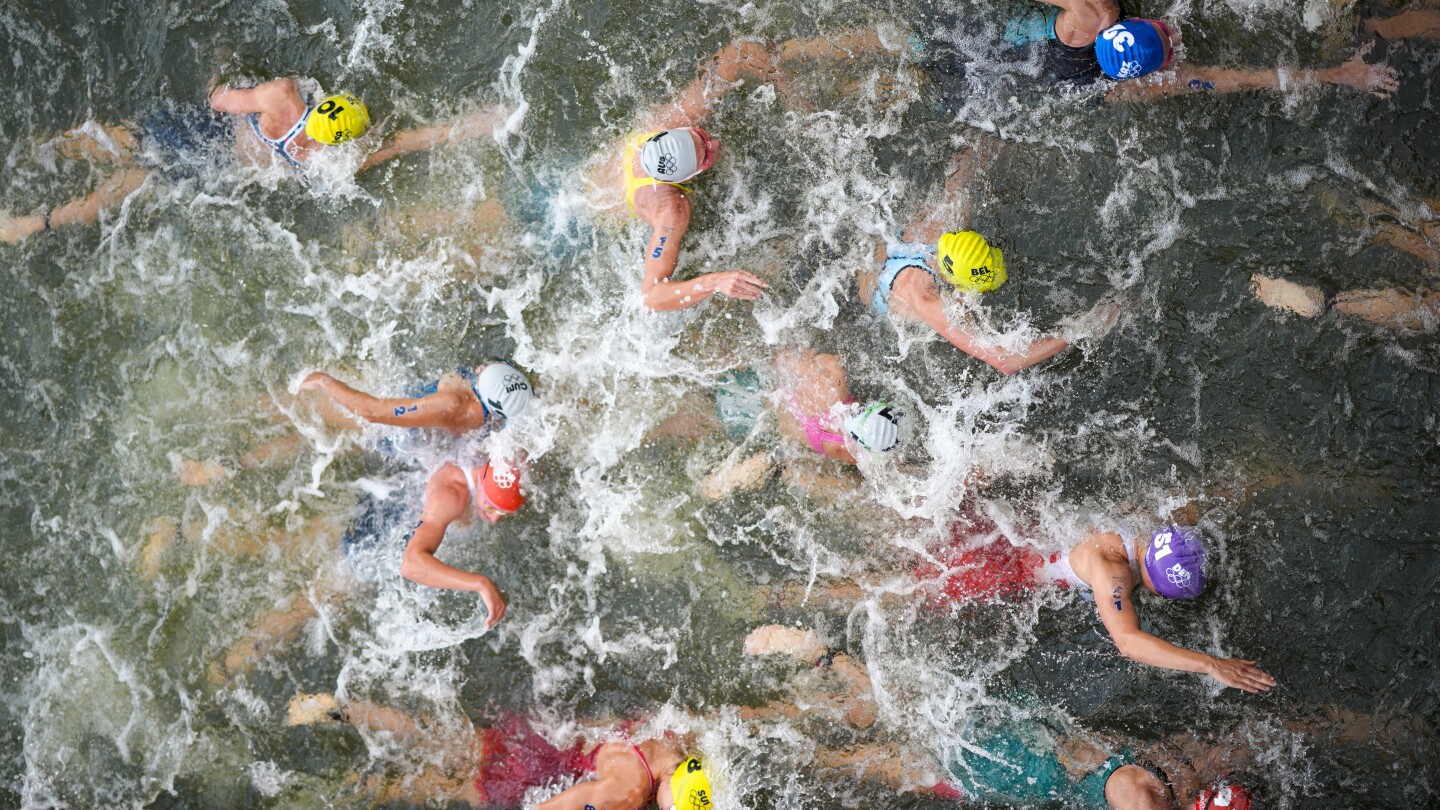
[475,491,511,524]
[689,127,720,178]
[1130,18,1177,69]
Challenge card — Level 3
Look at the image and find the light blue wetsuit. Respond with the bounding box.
[873,242,940,315]
[945,719,1130,807]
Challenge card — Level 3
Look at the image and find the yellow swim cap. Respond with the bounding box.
[937,230,1007,293]
[305,93,371,145]
[670,757,714,810]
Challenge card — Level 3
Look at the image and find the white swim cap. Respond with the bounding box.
[476,362,532,420]
[640,129,701,182]
[844,401,903,454]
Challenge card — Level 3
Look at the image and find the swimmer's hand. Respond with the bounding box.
[297,371,336,392]
[1207,657,1276,694]
[704,270,768,301]
[477,579,508,628]
[1326,42,1399,98]
[1057,295,1124,344]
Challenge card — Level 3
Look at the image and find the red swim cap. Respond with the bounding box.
[480,464,525,515]
[1195,783,1253,810]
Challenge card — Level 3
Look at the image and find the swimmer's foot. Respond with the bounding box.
[286,692,344,726]
[1251,274,1329,318]
[1,212,47,244]
[699,451,776,500]
[175,457,234,487]
[744,625,827,662]
[138,516,180,578]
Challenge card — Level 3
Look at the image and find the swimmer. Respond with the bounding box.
[297,360,533,435]
[746,624,1265,809]
[597,44,775,311]
[1363,4,1440,41]
[722,19,1396,111]
[202,460,523,683]
[698,348,907,499]
[400,460,523,624]
[776,516,1274,692]
[1251,274,1439,330]
[1014,0,1400,99]
[286,693,711,810]
[1,77,512,243]
[861,149,1120,373]
[173,361,533,487]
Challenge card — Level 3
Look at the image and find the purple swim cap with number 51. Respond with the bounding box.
[1143,527,1206,599]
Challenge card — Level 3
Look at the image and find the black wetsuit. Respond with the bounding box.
[1044,36,1106,85]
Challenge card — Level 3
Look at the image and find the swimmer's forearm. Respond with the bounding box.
[643,274,718,311]
[948,331,1069,375]
[400,543,497,592]
[1112,629,1217,675]
[312,379,394,420]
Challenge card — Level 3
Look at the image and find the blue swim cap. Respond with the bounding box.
[1094,20,1166,80]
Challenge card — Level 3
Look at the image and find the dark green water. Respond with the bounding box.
[0,0,1437,807]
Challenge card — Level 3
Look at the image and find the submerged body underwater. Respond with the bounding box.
[1,0,1438,807]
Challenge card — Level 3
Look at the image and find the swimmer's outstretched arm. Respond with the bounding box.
[400,464,508,626]
[357,106,512,172]
[641,42,778,131]
[906,284,1069,374]
[1110,43,1399,100]
[1088,551,1275,693]
[297,371,470,430]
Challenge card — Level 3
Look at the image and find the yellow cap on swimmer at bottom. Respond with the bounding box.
[305,93,371,145]
[670,757,714,810]
[937,230,1007,293]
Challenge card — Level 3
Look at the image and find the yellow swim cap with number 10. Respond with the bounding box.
[671,757,713,810]
[937,230,1007,293]
[305,93,371,145]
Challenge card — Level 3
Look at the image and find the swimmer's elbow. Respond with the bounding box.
[983,355,1023,376]
[1109,632,1147,662]
[641,283,690,312]
[399,549,430,584]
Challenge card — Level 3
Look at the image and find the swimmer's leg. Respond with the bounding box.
[1349,196,1440,267]
[780,461,861,501]
[1250,274,1330,318]
[650,388,724,441]
[45,123,142,164]
[811,742,951,793]
[208,595,320,685]
[1331,288,1440,328]
[1364,8,1440,39]
[775,30,894,64]
[137,516,181,578]
[2,167,154,244]
[699,450,777,500]
[51,167,152,231]
[767,579,867,610]
[289,694,483,804]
